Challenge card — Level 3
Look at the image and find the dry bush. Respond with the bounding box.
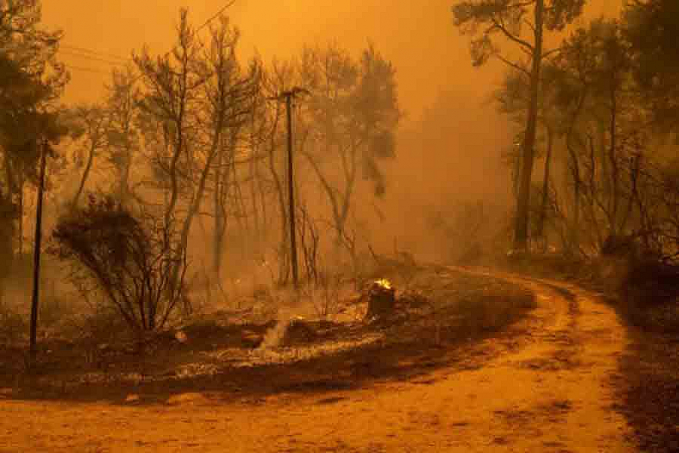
[598,235,679,331]
[51,195,189,333]
[300,271,346,319]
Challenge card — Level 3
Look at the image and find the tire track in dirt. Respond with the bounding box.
[447,267,635,451]
[0,267,637,452]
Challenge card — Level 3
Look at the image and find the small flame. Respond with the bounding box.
[374,278,392,290]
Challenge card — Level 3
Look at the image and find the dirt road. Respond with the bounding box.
[0,267,635,452]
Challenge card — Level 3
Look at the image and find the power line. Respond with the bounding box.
[62,0,236,71]
[60,2,239,83]
[130,0,238,84]
[195,0,237,33]
[60,49,128,67]
[60,44,129,62]
[64,64,110,75]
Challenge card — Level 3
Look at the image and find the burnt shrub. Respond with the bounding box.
[599,234,679,332]
[51,195,188,332]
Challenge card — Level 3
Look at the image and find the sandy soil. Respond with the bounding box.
[0,267,635,452]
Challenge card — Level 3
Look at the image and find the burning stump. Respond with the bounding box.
[365,279,396,321]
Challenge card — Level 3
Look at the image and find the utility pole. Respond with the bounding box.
[284,91,299,289]
[270,87,309,289]
[29,138,48,368]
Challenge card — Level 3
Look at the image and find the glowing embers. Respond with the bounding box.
[374,278,392,290]
[366,278,396,321]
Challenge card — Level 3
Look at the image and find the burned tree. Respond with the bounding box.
[52,195,187,331]
[65,104,109,210]
[104,65,140,208]
[134,10,259,302]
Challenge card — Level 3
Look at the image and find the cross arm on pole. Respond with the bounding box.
[266,86,311,102]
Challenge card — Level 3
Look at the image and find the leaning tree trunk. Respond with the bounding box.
[71,143,96,209]
[170,126,224,313]
[118,150,131,208]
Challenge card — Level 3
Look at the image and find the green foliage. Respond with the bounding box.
[469,34,496,67]
[624,0,679,69]
[355,44,400,196]
[0,0,68,261]
[544,0,586,31]
[299,42,400,198]
[104,67,141,173]
[547,18,634,133]
[624,0,679,130]
[452,0,585,64]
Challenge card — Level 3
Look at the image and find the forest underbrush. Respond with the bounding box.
[0,261,535,407]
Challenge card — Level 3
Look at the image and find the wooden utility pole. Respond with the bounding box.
[284,92,299,288]
[271,87,309,289]
[29,138,48,367]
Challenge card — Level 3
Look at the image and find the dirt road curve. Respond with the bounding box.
[0,267,635,452]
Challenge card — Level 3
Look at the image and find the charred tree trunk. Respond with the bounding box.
[213,134,236,275]
[2,158,16,270]
[608,78,620,235]
[248,145,262,251]
[537,125,553,246]
[564,84,589,256]
[18,174,24,255]
[118,152,131,208]
[71,142,96,209]
[514,0,544,251]
[213,140,226,275]
[29,140,48,367]
[170,122,225,311]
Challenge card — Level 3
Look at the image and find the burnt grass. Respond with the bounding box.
[0,266,535,405]
[505,253,679,453]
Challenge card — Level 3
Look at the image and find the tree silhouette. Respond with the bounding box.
[452,0,585,250]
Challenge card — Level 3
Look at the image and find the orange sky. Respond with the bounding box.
[43,1,622,123]
[39,1,625,259]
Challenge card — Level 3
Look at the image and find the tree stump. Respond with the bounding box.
[365,279,396,321]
